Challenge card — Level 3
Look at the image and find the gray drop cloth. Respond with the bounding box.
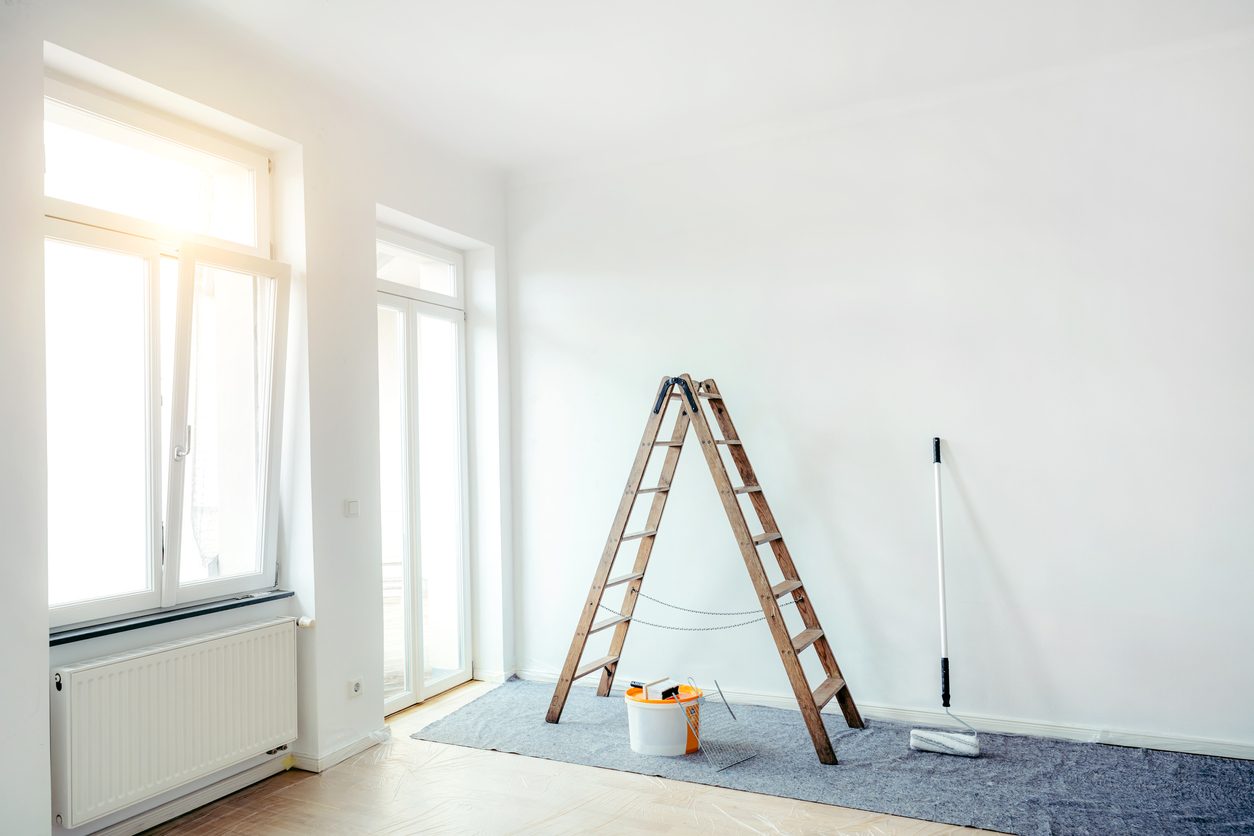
[413,679,1254,835]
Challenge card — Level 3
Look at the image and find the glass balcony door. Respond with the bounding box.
[378,292,470,714]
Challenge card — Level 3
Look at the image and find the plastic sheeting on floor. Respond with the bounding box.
[142,681,980,835]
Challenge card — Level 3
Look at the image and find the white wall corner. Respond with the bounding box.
[492,244,516,676]
[465,242,514,680]
[290,724,389,774]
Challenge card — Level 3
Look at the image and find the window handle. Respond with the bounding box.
[174,425,193,462]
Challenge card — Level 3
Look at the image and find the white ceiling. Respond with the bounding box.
[185,0,1254,170]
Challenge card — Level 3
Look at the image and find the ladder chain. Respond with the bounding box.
[600,596,799,631]
[637,591,789,617]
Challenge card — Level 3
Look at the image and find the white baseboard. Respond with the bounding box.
[473,667,510,683]
[1088,727,1254,761]
[514,668,1254,761]
[291,725,390,773]
[89,758,289,836]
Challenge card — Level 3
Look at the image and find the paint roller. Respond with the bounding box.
[631,678,681,700]
[909,438,980,758]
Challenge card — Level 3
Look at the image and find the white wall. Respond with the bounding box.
[0,12,54,835]
[466,244,517,679]
[507,33,1254,750]
[0,2,508,833]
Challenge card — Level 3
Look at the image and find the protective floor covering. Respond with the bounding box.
[413,679,1254,836]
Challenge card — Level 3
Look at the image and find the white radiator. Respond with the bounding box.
[51,617,298,829]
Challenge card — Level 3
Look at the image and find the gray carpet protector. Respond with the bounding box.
[414,679,1254,835]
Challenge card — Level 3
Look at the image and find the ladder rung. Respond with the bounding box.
[752,531,782,546]
[574,655,620,681]
[653,440,683,447]
[636,486,670,494]
[772,579,803,598]
[813,675,846,710]
[621,529,659,541]
[733,485,761,494]
[589,614,631,635]
[605,572,644,588]
[698,391,723,399]
[792,627,823,654]
[715,439,742,446]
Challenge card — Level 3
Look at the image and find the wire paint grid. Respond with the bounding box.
[676,679,756,771]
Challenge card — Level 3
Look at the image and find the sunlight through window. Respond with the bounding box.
[45,99,257,247]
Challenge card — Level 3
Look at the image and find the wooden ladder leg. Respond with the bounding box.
[691,376,858,763]
[597,402,692,695]
[707,376,862,726]
[703,377,862,723]
[546,376,673,724]
[810,636,863,728]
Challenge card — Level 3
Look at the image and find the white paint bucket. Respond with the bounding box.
[624,684,702,756]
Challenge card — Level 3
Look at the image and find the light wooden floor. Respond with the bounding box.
[141,680,998,836]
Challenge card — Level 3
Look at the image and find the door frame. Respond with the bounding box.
[378,288,472,715]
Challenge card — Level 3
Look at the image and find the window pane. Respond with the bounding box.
[416,313,463,683]
[46,239,150,607]
[44,99,257,247]
[376,241,455,296]
[378,306,409,701]
[178,265,274,585]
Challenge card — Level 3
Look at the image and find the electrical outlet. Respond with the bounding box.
[348,677,363,698]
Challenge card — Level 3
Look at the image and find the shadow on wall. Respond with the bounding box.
[942,440,1053,710]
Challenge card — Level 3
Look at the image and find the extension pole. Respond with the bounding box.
[934,437,950,708]
[909,437,979,756]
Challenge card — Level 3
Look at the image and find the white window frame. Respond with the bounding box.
[375,225,464,310]
[45,81,288,629]
[43,78,271,260]
[376,228,471,712]
[46,230,290,629]
[45,218,165,628]
[163,244,290,608]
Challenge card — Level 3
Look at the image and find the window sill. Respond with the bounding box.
[49,589,295,646]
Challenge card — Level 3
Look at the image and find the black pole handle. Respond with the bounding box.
[941,657,951,708]
[653,377,698,413]
[933,437,941,464]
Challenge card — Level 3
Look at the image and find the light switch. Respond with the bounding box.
[344,499,359,517]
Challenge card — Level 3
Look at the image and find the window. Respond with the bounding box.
[375,227,464,308]
[164,246,289,605]
[44,81,289,629]
[376,226,470,712]
[45,224,163,616]
[43,79,270,257]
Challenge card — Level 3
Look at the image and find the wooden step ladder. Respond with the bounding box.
[545,374,864,764]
